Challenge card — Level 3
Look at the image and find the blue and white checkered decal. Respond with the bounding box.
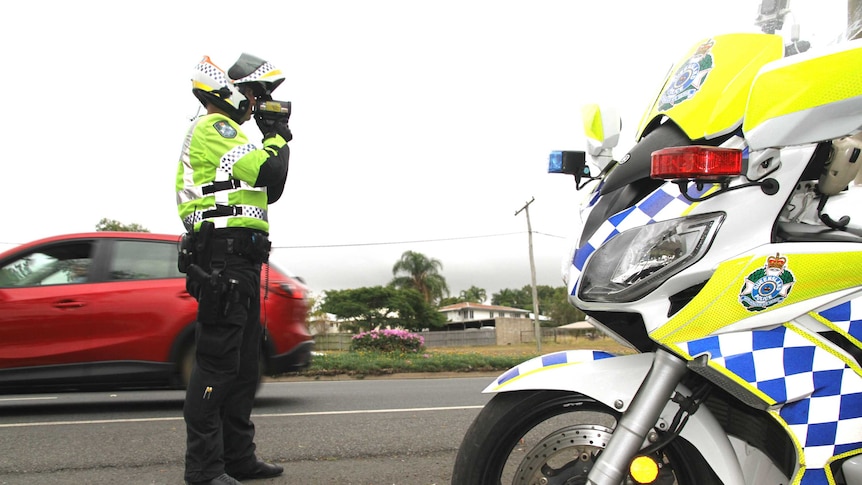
[818,297,862,347]
[677,323,862,485]
[568,183,714,294]
[495,350,615,386]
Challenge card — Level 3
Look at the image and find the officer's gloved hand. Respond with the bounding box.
[256,115,293,143]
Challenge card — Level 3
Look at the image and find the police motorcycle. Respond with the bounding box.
[452,1,862,484]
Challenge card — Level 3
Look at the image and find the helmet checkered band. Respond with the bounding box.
[191,56,248,120]
[193,56,233,94]
[195,60,229,90]
[235,61,278,83]
[228,53,285,96]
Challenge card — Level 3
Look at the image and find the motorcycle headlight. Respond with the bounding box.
[578,212,724,302]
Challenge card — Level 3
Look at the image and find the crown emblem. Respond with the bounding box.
[739,253,795,312]
[767,254,787,270]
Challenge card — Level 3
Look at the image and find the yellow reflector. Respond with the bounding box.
[630,455,660,484]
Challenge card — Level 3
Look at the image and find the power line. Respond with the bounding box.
[273,231,564,249]
[534,231,566,239]
[0,231,567,251]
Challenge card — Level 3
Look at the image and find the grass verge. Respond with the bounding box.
[283,338,633,379]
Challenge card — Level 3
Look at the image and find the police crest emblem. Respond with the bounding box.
[213,120,237,139]
[659,38,715,112]
[739,253,795,312]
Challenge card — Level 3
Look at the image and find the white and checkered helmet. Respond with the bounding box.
[191,56,250,123]
[228,53,285,98]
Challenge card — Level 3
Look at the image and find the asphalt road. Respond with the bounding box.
[0,375,497,485]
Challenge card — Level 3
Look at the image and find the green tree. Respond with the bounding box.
[439,285,487,306]
[390,250,449,304]
[439,296,461,306]
[491,285,581,326]
[546,286,586,327]
[459,285,487,304]
[320,286,446,333]
[531,285,559,314]
[492,287,530,309]
[95,218,149,232]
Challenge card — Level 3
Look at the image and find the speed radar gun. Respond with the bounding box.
[255,99,291,121]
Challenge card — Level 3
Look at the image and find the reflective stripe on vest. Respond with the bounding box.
[183,205,268,229]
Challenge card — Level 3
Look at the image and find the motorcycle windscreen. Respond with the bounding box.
[636,33,784,142]
[744,38,862,150]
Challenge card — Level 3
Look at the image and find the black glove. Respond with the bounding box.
[255,114,293,142]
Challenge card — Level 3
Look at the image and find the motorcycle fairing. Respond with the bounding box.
[487,349,619,394]
[636,33,784,142]
[668,319,862,485]
[484,350,747,485]
[650,247,862,344]
[744,38,862,150]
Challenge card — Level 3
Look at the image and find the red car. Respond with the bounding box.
[0,232,314,393]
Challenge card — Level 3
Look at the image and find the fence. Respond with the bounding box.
[313,329,497,351]
[520,327,600,345]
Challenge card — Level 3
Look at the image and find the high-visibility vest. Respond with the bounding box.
[175,113,285,233]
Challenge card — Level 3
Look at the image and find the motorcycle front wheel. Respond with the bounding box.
[452,390,721,485]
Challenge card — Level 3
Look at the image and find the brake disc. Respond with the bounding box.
[513,424,614,485]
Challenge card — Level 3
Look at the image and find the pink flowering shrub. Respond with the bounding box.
[350,328,425,353]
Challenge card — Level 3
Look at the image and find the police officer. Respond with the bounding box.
[175,53,291,485]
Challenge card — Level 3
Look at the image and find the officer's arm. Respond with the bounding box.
[255,139,289,203]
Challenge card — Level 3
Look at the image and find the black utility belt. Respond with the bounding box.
[178,222,271,276]
[211,230,271,264]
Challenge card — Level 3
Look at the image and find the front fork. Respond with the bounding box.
[587,349,689,485]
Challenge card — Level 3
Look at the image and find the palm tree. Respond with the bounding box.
[492,287,528,309]
[390,251,449,304]
[459,286,487,304]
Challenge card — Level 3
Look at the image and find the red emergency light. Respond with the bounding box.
[650,146,743,180]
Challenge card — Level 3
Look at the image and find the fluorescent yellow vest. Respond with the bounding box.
[175,113,285,233]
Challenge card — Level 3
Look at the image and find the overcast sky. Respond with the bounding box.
[1,0,796,299]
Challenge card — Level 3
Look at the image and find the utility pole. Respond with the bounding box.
[851,0,861,39]
[515,196,542,352]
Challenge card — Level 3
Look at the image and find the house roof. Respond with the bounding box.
[438,302,530,313]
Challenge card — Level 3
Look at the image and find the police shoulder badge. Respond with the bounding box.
[213,120,237,139]
[739,253,795,312]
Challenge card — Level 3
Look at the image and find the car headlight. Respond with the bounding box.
[578,212,724,302]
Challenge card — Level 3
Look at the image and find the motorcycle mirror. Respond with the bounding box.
[755,0,789,34]
[582,104,621,156]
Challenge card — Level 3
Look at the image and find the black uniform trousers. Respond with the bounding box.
[183,252,262,483]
